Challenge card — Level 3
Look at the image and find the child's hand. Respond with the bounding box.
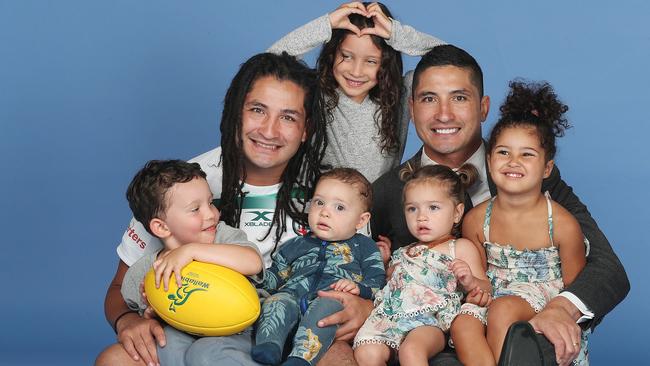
[376,235,392,266]
[329,2,368,36]
[449,258,478,291]
[465,286,492,307]
[360,2,392,39]
[330,279,360,295]
[153,245,196,291]
[138,280,157,319]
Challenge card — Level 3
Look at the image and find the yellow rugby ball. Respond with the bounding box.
[144,261,260,336]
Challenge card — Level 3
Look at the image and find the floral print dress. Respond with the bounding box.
[463,192,589,365]
[354,240,463,350]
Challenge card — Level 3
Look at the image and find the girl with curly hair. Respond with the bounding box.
[269,1,445,183]
[451,80,589,366]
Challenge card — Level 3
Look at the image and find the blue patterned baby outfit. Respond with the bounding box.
[253,233,385,365]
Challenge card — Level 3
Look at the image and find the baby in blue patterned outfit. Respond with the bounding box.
[251,168,386,366]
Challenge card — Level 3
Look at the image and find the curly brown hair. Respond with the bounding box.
[316,2,404,154]
[126,160,206,236]
[488,80,570,161]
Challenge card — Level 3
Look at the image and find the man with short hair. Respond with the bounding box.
[371,44,629,366]
[96,52,328,366]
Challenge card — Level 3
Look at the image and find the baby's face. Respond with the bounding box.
[308,178,368,242]
[162,177,219,247]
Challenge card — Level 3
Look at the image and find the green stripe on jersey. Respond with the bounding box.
[213,187,306,209]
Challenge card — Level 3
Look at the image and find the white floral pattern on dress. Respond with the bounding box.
[354,240,463,349]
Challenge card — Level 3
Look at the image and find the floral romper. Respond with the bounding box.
[462,192,589,365]
[353,240,463,350]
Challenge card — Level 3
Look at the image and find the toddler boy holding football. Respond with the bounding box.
[251,168,386,366]
[120,159,263,364]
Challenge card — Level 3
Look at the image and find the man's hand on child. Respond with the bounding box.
[330,279,360,295]
[116,312,165,366]
[317,290,373,341]
[529,297,582,366]
[376,235,392,266]
[153,245,196,291]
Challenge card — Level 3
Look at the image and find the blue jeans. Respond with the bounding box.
[157,325,262,366]
[255,292,343,365]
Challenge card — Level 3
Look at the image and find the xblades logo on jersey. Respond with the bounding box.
[249,211,272,221]
[245,210,273,227]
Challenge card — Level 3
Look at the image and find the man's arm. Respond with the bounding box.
[104,260,165,366]
[543,166,629,328]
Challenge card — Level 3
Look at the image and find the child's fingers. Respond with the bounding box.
[154,265,164,289]
[483,293,492,307]
[162,266,173,291]
[377,235,392,246]
[143,305,156,319]
[174,269,183,288]
[467,286,481,297]
[332,280,345,291]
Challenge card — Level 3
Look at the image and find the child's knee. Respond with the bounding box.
[451,313,484,334]
[354,344,389,366]
[487,297,532,332]
[398,341,428,365]
[397,348,418,365]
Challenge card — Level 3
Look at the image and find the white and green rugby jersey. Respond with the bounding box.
[116,147,305,269]
[213,183,307,268]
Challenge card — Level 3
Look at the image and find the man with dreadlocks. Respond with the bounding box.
[96,52,329,366]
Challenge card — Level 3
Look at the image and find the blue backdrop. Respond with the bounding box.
[1,1,647,365]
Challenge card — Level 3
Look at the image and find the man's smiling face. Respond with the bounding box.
[240,75,307,184]
[410,65,489,167]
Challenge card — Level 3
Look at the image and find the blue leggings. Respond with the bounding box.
[255,293,343,365]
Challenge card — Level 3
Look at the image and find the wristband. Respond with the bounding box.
[112,310,136,333]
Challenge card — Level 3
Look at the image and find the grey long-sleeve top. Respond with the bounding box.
[268,14,446,182]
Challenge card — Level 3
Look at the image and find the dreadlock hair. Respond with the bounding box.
[219,52,327,251]
[488,80,570,162]
[399,163,478,237]
[316,2,404,154]
[126,160,206,236]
